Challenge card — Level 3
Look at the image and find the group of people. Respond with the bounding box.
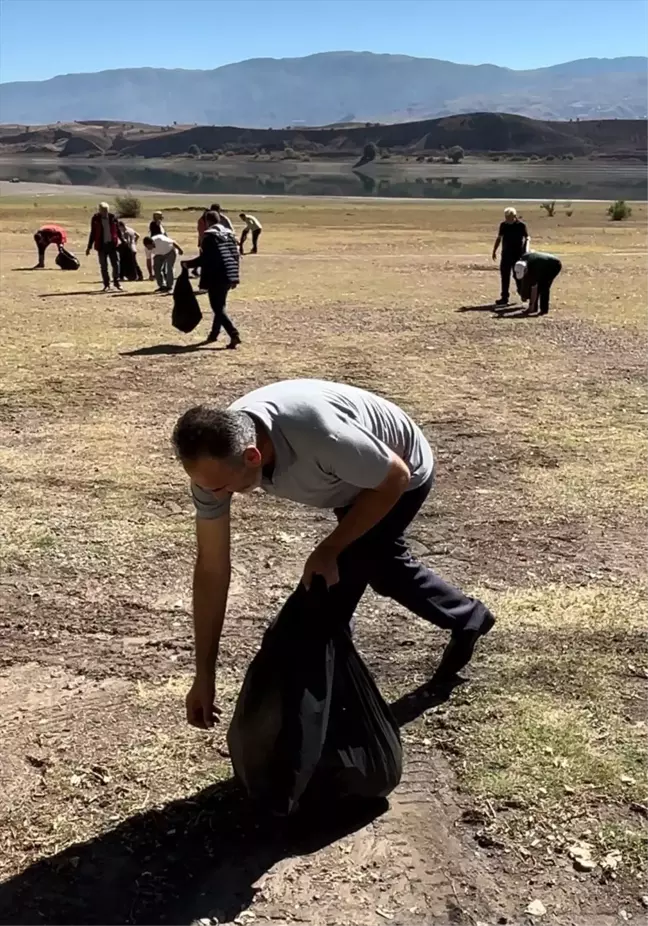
[491,206,562,315]
[34,202,264,348]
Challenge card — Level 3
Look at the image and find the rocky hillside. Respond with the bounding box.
[0,52,646,126]
[0,113,645,161]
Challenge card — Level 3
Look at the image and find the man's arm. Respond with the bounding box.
[492,234,502,260]
[86,220,94,254]
[171,239,184,255]
[186,513,231,728]
[302,453,410,588]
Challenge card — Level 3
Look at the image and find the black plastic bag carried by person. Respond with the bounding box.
[227,579,402,815]
[54,246,80,270]
[172,267,202,333]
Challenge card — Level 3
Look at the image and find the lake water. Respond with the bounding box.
[1,158,646,200]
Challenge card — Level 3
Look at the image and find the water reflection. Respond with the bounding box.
[1,161,645,200]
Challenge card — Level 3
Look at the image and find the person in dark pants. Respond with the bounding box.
[86,202,122,292]
[33,224,67,268]
[514,251,562,315]
[239,212,262,254]
[492,207,529,305]
[171,379,495,729]
[182,211,241,348]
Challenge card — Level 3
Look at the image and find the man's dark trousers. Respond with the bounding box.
[207,283,238,340]
[98,243,120,288]
[324,474,492,635]
[500,252,520,302]
[537,261,562,315]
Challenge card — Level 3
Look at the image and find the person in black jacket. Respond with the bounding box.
[492,207,529,305]
[182,211,242,348]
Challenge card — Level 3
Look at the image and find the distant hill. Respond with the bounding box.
[0,113,645,161]
[0,52,646,127]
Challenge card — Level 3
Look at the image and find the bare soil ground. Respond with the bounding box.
[0,197,646,925]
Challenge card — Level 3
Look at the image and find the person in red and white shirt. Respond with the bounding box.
[33,224,67,268]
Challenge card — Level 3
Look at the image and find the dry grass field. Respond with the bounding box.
[0,194,646,925]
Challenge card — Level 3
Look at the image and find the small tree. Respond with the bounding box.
[607,200,632,221]
[541,200,556,217]
[188,143,201,156]
[447,145,465,164]
[115,195,141,218]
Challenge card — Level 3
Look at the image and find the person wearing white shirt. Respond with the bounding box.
[142,234,184,292]
[238,212,262,254]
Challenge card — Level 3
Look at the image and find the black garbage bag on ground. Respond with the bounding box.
[227,580,402,815]
[172,267,202,333]
[55,246,80,270]
[118,243,138,281]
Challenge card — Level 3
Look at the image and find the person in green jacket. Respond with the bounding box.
[514,251,562,315]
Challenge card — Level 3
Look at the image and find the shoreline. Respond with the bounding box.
[1,179,644,205]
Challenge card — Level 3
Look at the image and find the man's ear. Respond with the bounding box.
[243,446,262,466]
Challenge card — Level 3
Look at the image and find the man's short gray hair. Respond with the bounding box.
[504,207,517,218]
[172,406,256,463]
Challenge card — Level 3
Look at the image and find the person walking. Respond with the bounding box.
[238,212,262,254]
[146,211,166,280]
[492,207,529,305]
[182,211,241,348]
[171,379,495,729]
[86,202,122,292]
[117,220,144,281]
[514,251,562,315]
[33,224,67,268]
[143,232,184,292]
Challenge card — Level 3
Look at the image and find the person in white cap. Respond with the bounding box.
[492,207,529,305]
[514,251,562,316]
[86,202,122,292]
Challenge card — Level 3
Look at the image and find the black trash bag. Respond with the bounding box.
[55,246,80,270]
[306,626,403,803]
[118,243,138,281]
[227,579,402,815]
[171,267,202,333]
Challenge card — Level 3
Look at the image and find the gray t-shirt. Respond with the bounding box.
[191,379,433,520]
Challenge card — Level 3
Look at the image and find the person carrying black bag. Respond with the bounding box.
[182,211,241,348]
[171,379,495,733]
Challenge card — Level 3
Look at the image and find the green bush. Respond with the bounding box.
[447,145,464,163]
[114,195,141,218]
[541,200,556,217]
[607,200,632,221]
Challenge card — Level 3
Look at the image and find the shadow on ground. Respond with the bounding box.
[121,343,224,356]
[0,678,456,925]
[0,779,387,925]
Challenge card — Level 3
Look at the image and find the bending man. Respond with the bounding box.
[172,379,495,728]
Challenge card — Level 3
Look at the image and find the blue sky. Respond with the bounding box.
[0,0,645,83]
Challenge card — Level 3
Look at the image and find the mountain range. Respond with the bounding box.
[1,52,646,127]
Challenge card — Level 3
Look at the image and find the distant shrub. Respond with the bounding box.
[447,145,465,164]
[282,147,300,159]
[541,200,556,217]
[115,194,141,218]
[544,154,556,161]
[607,200,632,221]
[564,152,575,160]
[508,155,525,162]
[529,154,540,161]
[565,210,573,217]
[188,144,201,156]
[416,155,425,162]
[490,155,500,162]
[380,152,391,159]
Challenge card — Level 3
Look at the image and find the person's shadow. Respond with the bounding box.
[0,778,386,925]
[120,343,226,357]
[0,682,455,925]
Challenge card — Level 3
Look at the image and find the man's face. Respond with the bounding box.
[154,213,163,222]
[505,213,515,223]
[99,206,108,216]
[183,450,263,496]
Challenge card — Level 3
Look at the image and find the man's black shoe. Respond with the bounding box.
[431,613,495,685]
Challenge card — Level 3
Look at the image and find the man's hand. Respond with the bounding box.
[85,248,91,257]
[302,543,340,590]
[491,251,497,262]
[186,674,221,729]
